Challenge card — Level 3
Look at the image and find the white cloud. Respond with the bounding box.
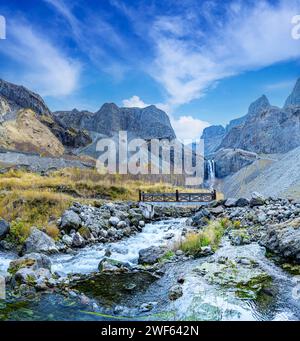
[171,116,210,141]
[149,0,300,108]
[265,79,297,91]
[1,21,80,97]
[122,95,149,108]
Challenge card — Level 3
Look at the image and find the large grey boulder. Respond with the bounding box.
[23,228,58,255]
[8,253,51,274]
[140,204,155,220]
[191,209,211,227]
[250,192,266,207]
[0,218,10,239]
[60,210,82,231]
[260,218,300,263]
[138,246,167,265]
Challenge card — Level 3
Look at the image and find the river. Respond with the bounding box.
[0,218,300,321]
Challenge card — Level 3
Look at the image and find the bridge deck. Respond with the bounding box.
[139,190,216,203]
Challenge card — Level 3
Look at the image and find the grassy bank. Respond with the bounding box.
[179,218,230,255]
[0,168,222,243]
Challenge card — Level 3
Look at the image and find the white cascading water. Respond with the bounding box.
[207,159,216,189]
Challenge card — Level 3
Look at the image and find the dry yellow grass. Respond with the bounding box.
[0,168,223,244]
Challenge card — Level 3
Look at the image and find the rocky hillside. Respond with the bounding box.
[0,79,92,153]
[54,103,176,140]
[0,109,64,157]
[221,146,300,199]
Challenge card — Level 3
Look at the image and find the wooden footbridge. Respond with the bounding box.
[139,189,216,203]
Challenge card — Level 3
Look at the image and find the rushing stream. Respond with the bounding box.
[1,218,300,321]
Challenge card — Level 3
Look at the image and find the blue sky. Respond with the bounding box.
[0,0,300,140]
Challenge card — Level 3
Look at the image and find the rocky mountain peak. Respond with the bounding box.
[247,95,270,117]
[97,102,120,113]
[284,78,300,108]
[0,79,51,116]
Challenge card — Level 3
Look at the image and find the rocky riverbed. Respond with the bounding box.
[1,193,300,320]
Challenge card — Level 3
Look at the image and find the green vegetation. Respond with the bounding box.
[159,250,175,263]
[179,219,228,256]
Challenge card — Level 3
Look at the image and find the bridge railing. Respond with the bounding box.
[139,189,216,202]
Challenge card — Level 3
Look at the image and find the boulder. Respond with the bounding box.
[236,198,249,207]
[224,198,237,207]
[8,253,51,275]
[168,284,183,300]
[60,210,81,231]
[210,206,224,215]
[138,246,166,265]
[72,232,85,248]
[23,228,58,255]
[62,234,73,246]
[260,218,300,263]
[117,221,127,229]
[191,209,210,227]
[109,217,120,227]
[98,257,132,272]
[0,218,10,239]
[250,192,266,207]
[140,204,155,220]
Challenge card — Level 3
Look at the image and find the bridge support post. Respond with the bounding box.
[176,189,179,202]
[139,190,142,202]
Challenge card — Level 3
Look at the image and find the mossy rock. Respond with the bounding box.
[8,258,36,275]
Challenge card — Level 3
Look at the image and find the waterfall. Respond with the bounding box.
[207,159,216,188]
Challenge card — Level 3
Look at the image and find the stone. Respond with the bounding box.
[168,284,183,300]
[224,198,238,207]
[236,198,249,207]
[117,220,127,229]
[257,213,267,223]
[72,232,85,248]
[60,210,81,231]
[192,209,211,227]
[210,206,224,215]
[107,227,117,237]
[62,234,73,246]
[8,253,51,274]
[98,257,132,272]
[14,268,37,285]
[260,218,300,263]
[0,218,10,239]
[138,220,145,228]
[109,216,120,227]
[250,192,266,207]
[23,228,58,254]
[138,246,167,265]
[140,203,155,220]
[139,302,157,312]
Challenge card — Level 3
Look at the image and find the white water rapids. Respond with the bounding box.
[51,218,186,274]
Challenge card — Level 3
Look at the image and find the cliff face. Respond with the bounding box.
[54,103,176,140]
[201,125,225,155]
[0,79,51,116]
[284,78,300,108]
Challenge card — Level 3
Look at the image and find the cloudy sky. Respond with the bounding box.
[0,0,300,140]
